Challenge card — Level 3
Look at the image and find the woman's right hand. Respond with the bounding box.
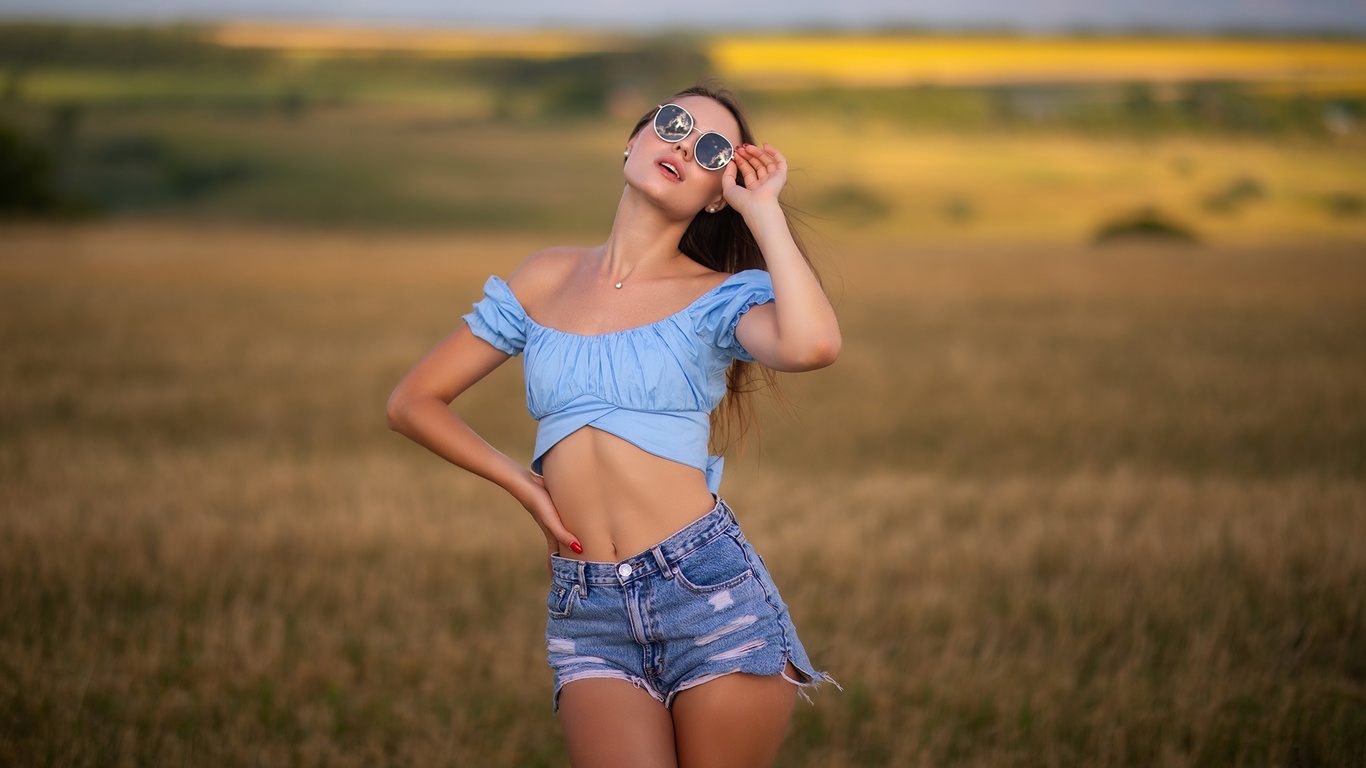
[513,471,582,571]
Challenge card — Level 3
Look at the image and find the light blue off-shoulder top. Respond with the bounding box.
[463,270,775,493]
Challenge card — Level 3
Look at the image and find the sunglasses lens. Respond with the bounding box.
[653,104,692,142]
[695,132,734,171]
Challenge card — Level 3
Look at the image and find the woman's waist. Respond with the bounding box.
[549,496,740,584]
[541,434,720,561]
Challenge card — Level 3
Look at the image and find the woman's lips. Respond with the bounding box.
[656,159,683,181]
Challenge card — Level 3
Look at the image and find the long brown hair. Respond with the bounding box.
[628,83,820,455]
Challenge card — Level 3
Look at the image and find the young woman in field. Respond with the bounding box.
[386,84,840,767]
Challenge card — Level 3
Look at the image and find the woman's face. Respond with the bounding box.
[623,94,743,220]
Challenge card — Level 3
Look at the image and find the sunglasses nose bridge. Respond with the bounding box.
[668,133,696,162]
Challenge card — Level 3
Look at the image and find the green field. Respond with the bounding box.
[2,23,1366,767]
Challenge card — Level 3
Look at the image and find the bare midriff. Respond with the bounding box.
[540,427,718,562]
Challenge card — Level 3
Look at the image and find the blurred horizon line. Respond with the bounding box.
[0,8,1364,38]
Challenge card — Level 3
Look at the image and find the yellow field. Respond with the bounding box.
[710,35,1366,88]
[2,222,1363,765]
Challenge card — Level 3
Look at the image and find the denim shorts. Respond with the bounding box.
[545,498,833,710]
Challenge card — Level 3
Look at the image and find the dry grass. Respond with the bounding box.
[1,222,1364,766]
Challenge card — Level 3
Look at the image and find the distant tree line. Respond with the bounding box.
[0,23,271,70]
[0,23,708,117]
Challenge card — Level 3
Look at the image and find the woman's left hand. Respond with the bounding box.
[721,142,787,220]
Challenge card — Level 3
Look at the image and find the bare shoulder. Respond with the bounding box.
[507,246,593,304]
[685,263,733,296]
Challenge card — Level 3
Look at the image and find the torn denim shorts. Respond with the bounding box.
[545,498,834,710]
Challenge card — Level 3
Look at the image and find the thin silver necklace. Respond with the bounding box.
[612,262,639,289]
[610,251,668,288]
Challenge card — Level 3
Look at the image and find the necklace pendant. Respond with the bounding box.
[614,282,623,289]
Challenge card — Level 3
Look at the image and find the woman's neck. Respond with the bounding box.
[600,187,695,285]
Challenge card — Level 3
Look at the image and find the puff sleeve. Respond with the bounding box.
[462,276,527,356]
[693,269,775,362]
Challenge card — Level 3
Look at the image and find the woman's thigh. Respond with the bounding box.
[671,669,799,768]
[558,678,678,768]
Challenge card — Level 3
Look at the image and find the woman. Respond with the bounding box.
[387,84,841,767]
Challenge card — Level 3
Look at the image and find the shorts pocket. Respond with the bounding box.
[546,581,579,619]
[672,533,755,595]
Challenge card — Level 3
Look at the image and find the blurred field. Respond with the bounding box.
[2,222,1364,766]
[5,23,1365,243]
[3,100,1364,243]
[207,24,629,59]
[2,20,1365,767]
[202,26,1366,89]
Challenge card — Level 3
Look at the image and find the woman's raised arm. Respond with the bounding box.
[723,142,842,372]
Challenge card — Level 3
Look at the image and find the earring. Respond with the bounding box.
[623,148,630,157]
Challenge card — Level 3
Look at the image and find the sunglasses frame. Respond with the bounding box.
[652,103,735,172]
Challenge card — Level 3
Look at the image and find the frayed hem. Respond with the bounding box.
[790,669,841,705]
[775,653,840,705]
[663,658,840,708]
[552,670,664,712]
[665,668,742,708]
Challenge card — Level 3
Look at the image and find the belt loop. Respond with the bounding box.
[576,560,588,598]
[651,546,673,579]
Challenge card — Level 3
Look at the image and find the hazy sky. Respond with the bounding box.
[1,0,1364,32]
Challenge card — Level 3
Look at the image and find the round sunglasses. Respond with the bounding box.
[652,103,735,172]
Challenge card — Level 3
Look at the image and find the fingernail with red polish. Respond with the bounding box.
[570,541,584,554]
